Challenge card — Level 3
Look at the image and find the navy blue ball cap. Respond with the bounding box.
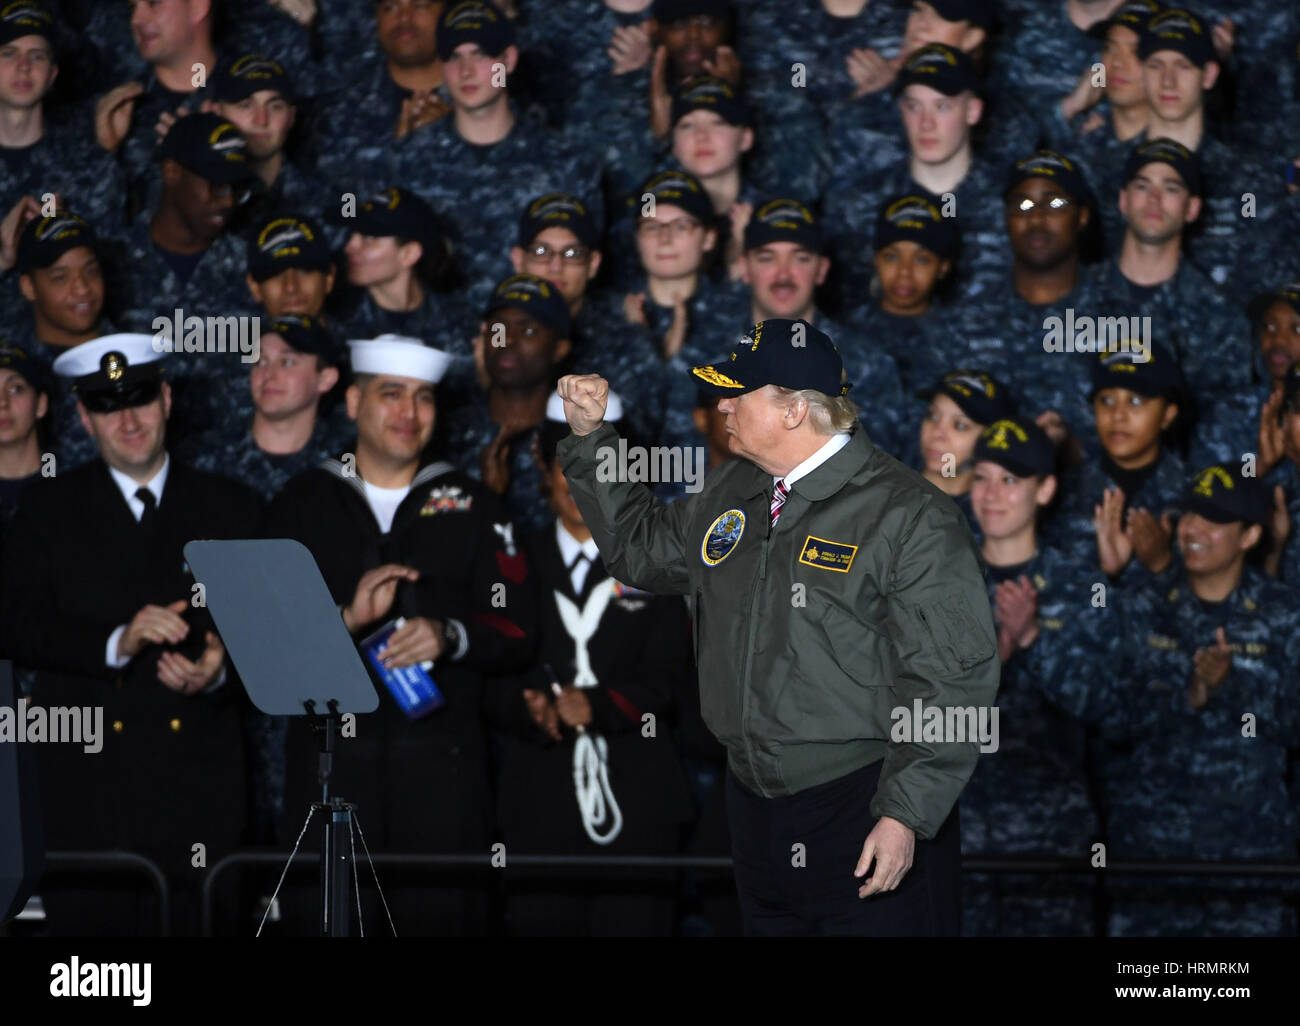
[1005,149,1093,205]
[16,210,98,274]
[213,53,295,103]
[1123,137,1202,197]
[917,370,1017,426]
[332,187,445,252]
[1246,282,1300,323]
[972,417,1056,478]
[247,212,333,282]
[1179,464,1269,526]
[265,313,342,366]
[436,0,516,61]
[874,192,959,259]
[517,193,598,249]
[1138,7,1213,66]
[690,319,847,398]
[1089,341,1184,400]
[634,169,715,225]
[484,273,571,338]
[896,43,980,97]
[158,112,255,185]
[744,198,821,252]
[671,74,749,127]
[0,1,53,47]
[0,340,53,398]
[1086,0,1162,41]
[926,0,993,30]
[652,0,731,25]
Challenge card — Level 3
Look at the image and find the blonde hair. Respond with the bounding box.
[771,370,859,435]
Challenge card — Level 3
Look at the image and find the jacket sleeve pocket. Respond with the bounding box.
[914,594,996,674]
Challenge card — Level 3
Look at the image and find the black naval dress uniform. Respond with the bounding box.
[264,455,537,936]
[487,525,695,936]
[0,458,262,937]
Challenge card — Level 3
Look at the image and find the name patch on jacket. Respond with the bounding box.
[420,484,472,515]
[701,509,745,566]
[798,535,857,573]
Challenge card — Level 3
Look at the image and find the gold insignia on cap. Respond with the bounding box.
[983,419,1027,451]
[1192,465,1234,496]
[691,365,745,389]
[103,351,125,382]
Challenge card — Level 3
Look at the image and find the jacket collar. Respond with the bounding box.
[740,423,875,500]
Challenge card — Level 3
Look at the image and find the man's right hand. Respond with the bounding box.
[95,81,145,152]
[557,374,609,436]
[0,194,46,273]
[342,564,419,633]
[118,599,190,661]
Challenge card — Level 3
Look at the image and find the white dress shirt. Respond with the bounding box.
[773,431,853,493]
[556,520,602,594]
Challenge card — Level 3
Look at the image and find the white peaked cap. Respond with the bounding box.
[52,333,165,378]
[347,334,452,383]
[546,386,624,423]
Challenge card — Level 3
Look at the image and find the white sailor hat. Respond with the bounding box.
[545,386,624,423]
[52,333,168,412]
[347,334,453,384]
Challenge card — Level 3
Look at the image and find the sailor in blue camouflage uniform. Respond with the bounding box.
[328,187,471,373]
[243,209,336,322]
[389,2,604,314]
[1113,9,1285,300]
[961,150,1102,461]
[961,416,1099,936]
[0,2,128,235]
[1047,346,1189,585]
[1258,364,1300,587]
[1103,465,1300,937]
[1089,139,1254,417]
[311,0,451,199]
[507,192,665,443]
[565,0,735,215]
[10,210,113,472]
[824,44,1010,309]
[846,192,962,408]
[443,274,575,535]
[721,197,907,458]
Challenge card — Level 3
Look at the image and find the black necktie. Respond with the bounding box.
[136,487,157,532]
[568,552,590,593]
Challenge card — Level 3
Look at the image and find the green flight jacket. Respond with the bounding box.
[557,421,999,839]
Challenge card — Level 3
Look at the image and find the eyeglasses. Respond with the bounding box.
[637,217,702,239]
[1009,195,1074,215]
[525,243,590,264]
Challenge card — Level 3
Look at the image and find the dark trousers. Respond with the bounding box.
[725,760,961,936]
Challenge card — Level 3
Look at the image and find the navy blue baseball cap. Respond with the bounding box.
[635,169,715,225]
[671,75,749,127]
[517,193,599,249]
[744,198,822,252]
[1246,282,1300,323]
[436,0,516,60]
[690,319,848,397]
[926,0,993,29]
[0,1,52,47]
[0,340,53,398]
[653,0,731,25]
[1139,7,1214,66]
[213,53,295,103]
[896,43,980,97]
[1087,0,1162,41]
[484,274,571,338]
[333,187,446,252]
[158,112,255,185]
[247,213,333,282]
[16,210,98,274]
[265,314,342,366]
[1089,343,1184,400]
[972,417,1056,478]
[1178,464,1269,526]
[1123,138,1203,197]
[917,370,1017,426]
[874,193,959,260]
[1005,149,1093,206]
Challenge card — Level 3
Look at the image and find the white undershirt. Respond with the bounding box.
[363,480,411,534]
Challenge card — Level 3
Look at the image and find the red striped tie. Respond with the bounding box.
[770,479,789,526]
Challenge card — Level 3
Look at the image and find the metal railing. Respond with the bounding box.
[36,851,172,936]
